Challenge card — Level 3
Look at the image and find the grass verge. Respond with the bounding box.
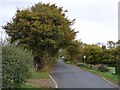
[30,70,50,79]
[16,83,39,88]
[17,70,51,88]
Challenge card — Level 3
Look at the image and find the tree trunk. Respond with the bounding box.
[115,66,118,75]
[42,51,50,70]
[33,50,51,70]
[33,56,43,70]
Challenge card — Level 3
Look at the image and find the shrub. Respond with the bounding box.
[2,45,33,88]
[78,63,109,72]
[66,61,71,64]
[86,64,93,69]
[77,63,87,68]
[95,64,109,72]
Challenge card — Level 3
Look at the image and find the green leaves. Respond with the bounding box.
[83,44,117,65]
[3,2,77,69]
[62,40,84,63]
[2,45,33,88]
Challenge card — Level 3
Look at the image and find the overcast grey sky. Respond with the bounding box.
[0,0,119,44]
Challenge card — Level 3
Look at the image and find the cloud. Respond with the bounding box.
[74,21,118,44]
[0,0,118,44]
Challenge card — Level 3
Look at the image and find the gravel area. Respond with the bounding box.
[27,78,55,88]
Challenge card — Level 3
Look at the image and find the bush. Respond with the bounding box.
[95,64,109,72]
[86,64,93,69]
[2,45,33,88]
[77,63,87,68]
[66,61,71,64]
[78,63,109,72]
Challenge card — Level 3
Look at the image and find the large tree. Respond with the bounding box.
[3,2,77,69]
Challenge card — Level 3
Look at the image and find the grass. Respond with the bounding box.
[80,66,118,85]
[16,83,40,88]
[17,83,56,89]
[30,70,50,79]
[17,70,50,88]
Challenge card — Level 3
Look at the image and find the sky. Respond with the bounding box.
[0,0,119,44]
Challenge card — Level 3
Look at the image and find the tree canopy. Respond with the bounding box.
[62,40,84,63]
[3,2,77,69]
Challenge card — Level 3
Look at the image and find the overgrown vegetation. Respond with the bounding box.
[2,45,33,88]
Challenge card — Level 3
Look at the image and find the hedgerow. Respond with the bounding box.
[2,45,33,88]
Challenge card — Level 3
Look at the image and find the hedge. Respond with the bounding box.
[2,45,33,88]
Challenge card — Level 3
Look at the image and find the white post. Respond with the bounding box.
[83,55,86,63]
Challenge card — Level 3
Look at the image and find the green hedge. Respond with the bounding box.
[2,45,33,88]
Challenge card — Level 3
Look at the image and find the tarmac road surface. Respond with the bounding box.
[50,60,115,88]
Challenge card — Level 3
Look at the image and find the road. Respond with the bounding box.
[50,60,115,88]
